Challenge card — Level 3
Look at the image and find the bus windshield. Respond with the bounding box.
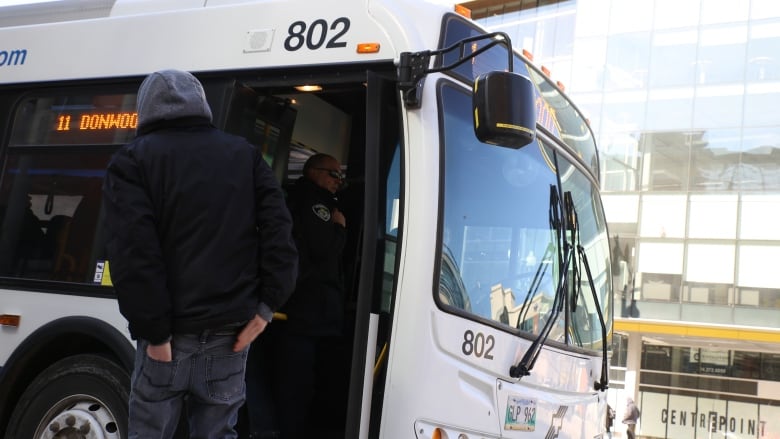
[439,15,599,177]
[436,81,611,350]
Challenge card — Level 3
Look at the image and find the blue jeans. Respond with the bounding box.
[128,328,249,439]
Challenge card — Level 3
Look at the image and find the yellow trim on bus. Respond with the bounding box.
[614,318,780,343]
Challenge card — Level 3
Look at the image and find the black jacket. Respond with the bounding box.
[280,177,345,336]
[103,70,296,344]
[102,118,297,343]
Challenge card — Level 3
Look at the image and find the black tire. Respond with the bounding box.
[6,354,130,439]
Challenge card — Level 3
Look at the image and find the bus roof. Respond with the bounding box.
[0,0,462,84]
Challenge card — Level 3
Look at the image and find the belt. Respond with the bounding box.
[181,321,248,337]
[211,321,248,336]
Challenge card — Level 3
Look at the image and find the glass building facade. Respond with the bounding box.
[470,0,780,437]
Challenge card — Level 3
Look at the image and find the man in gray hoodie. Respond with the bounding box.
[102,69,297,438]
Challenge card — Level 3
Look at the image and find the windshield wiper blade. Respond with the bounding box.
[510,185,570,378]
[561,190,612,390]
[576,242,610,391]
[509,188,610,392]
[565,191,609,391]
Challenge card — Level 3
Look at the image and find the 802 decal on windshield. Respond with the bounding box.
[284,18,350,51]
[462,329,495,360]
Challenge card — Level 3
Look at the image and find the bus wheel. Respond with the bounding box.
[7,354,129,439]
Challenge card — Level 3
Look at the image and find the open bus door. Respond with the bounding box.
[344,70,401,439]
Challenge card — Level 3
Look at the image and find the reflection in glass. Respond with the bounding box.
[689,128,741,191]
[605,32,651,91]
[696,25,747,84]
[644,89,694,131]
[437,83,611,349]
[602,131,641,192]
[570,37,607,91]
[747,23,780,81]
[649,30,697,88]
[744,83,780,127]
[740,127,780,190]
[692,86,744,129]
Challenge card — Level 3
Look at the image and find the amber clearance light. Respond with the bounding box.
[454,4,471,18]
[0,314,21,327]
[356,42,380,53]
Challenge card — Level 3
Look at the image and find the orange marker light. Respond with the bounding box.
[455,4,471,18]
[357,43,380,53]
[522,49,534,61]
[0,314,21,327]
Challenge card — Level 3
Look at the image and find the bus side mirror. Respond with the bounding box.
[473,71,536,149]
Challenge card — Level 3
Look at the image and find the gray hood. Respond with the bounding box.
[136,69,213,132]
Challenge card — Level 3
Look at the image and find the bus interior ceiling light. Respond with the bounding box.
[295,85,322,92]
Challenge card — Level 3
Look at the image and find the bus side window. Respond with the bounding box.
[0,91,134,285]
[0,151,113,284]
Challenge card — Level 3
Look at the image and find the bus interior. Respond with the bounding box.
[0,64,401,437]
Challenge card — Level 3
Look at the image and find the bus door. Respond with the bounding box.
[344,70,402,439]
[221,66,402,438]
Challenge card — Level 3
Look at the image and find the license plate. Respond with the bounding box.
[504,395,536,431]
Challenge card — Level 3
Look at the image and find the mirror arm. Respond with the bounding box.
[398,32,514,108]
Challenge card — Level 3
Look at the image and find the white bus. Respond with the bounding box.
[0,0,613,437]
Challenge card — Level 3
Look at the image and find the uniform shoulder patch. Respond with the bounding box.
[312,204,331,222]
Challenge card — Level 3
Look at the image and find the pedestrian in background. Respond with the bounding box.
[606,404,615,438]
[623,397,641,439]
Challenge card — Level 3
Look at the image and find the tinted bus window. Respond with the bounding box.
[0,93,133,284]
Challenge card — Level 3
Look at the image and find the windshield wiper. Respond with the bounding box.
[566,192,609,391]
[572,227,610,390]
[510,185,572,378]
[510,188,610,392]
[576,243,610,390]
